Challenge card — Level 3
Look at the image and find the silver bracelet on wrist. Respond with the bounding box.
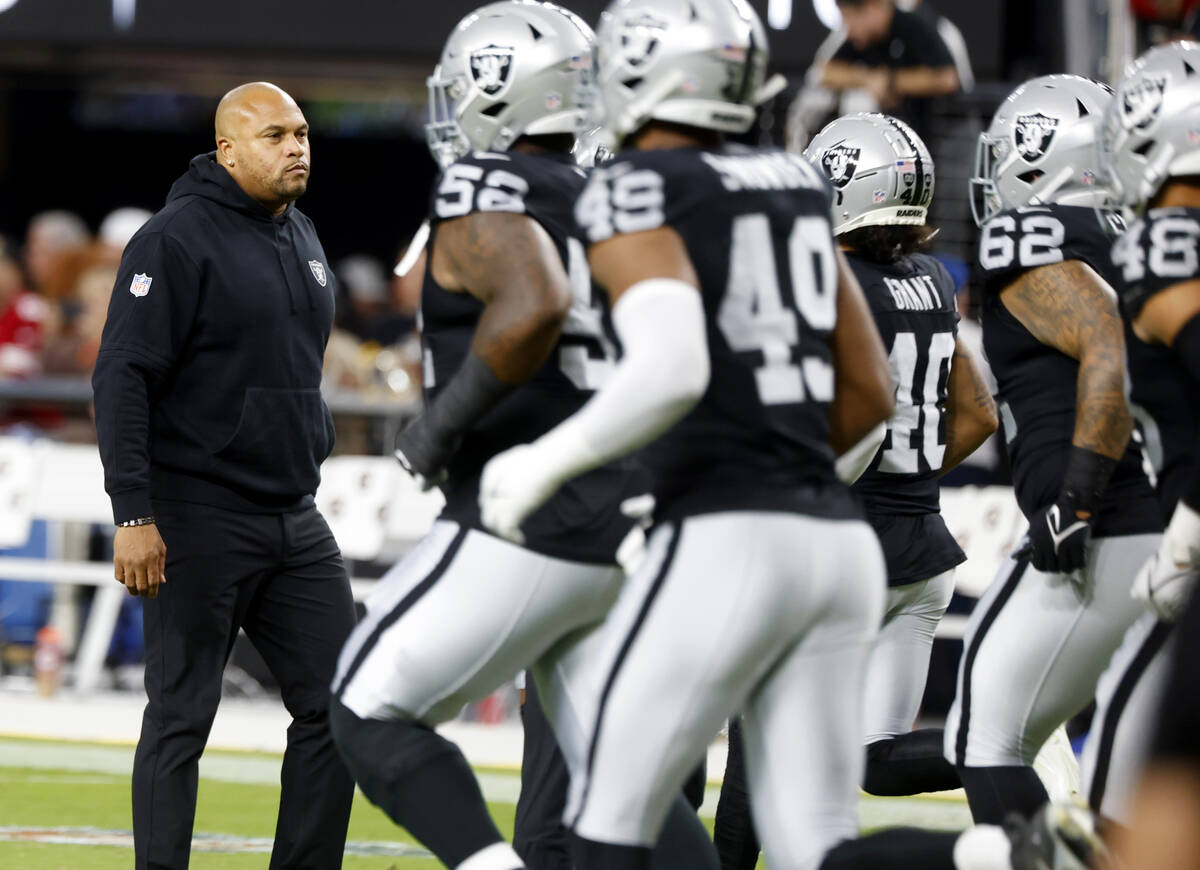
[117,516,155,528]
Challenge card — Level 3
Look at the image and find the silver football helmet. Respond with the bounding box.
[1099,41,1200,214]
[592,0,780,147]
[971,75,1114,226]
[804,113,935,236]
[426,1,596,168]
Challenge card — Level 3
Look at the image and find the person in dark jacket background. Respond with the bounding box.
[91,81,356,870]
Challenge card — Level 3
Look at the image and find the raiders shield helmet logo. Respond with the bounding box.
[1014,112,1059,163]
[1120,73,1168,132]
[619,13,666,69]
[820,145,860,189]
[469,44,515,97]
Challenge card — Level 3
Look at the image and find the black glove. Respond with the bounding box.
[1019,446,1118,574]
[393,415,460,489]
[394,351,512,489]
[1022,491,1093,573]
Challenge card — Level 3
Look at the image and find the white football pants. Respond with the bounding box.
[945,533,1159,768]
[566,511,886,870]
[863,569,956,744]
[334,519,623,779]
[1080,612,1174,824]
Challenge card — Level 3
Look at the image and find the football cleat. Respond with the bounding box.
[1006,802,1112,870]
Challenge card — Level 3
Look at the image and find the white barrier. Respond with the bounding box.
[0,438,443,692]
[0,436,1025,691]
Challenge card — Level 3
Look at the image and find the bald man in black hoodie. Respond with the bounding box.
[92,82,356,870]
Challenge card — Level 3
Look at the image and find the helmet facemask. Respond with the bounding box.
[970,132,1008,226]
[426,65,474,169]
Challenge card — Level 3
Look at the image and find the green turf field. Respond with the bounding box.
[0,736,967,868]
[0,765,453,869]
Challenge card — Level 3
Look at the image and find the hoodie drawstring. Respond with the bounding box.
[274,224,317,313]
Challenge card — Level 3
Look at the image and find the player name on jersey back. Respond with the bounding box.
[883,274,946,312]
[577,145,858,523]
[700,150,824,192]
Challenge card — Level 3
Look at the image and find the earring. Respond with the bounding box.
[227,160,234,166]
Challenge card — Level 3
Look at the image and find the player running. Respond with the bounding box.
[1078,39,1200,838]
[945,74,1164,826]
[480,2,1103,868]
[810,112,996,795]
[712,112,998,869]
[329,5,712,869]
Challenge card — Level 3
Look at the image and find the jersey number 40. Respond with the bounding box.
[880,331,954,474]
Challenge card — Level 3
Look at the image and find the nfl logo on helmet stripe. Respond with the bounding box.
[129,273,152,297]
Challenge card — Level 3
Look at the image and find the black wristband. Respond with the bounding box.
[1171,311,1200,385]
[424,351,513,441]
[1062,445,1119,516]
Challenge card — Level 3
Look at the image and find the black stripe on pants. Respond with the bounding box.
[333,526,467,699]
[1088,620,1173,813]
[571,524,681,830]
[955,557,1029,765]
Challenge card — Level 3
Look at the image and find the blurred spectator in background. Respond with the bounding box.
[39,245,117,375]
[1129,0,1200,45]
[22,210,89,295]
[336,253,414,346]
[903,0,974,92]
[391,242,424,329]
[787,0,968,152]
[97,207,153,261]
[321,245,423,440]
[0,235,47,378]
[819,0,960,143]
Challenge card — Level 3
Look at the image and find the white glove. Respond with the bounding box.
[479,443,564,546]
[1132,501,1200,622]
[614,494,656,575]
[1132,547,1197,622]
[835,422,887,484]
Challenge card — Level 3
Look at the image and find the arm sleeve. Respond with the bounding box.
[91,231,201,523]
[526,278,710,480]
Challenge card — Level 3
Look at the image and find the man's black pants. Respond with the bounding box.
[133,500,357,870]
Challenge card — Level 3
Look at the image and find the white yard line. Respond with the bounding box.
[0,738,971,832]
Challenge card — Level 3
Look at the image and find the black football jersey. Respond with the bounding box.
[575,145,857,523]
[849,252,966,585]
[1112,207,1200,518]
[977,203,1160,536]
[420,149,641,563]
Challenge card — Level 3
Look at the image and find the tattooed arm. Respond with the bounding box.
[1000,259,1132,571]
[393,211,572,483]
[432,210,572,383]
[940,335,998,475]
[999,259,1133,460]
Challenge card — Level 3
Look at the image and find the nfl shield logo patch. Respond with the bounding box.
[308,260,327,287]
[129,273,152,297]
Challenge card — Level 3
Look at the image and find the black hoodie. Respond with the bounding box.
[93,152,337,523]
